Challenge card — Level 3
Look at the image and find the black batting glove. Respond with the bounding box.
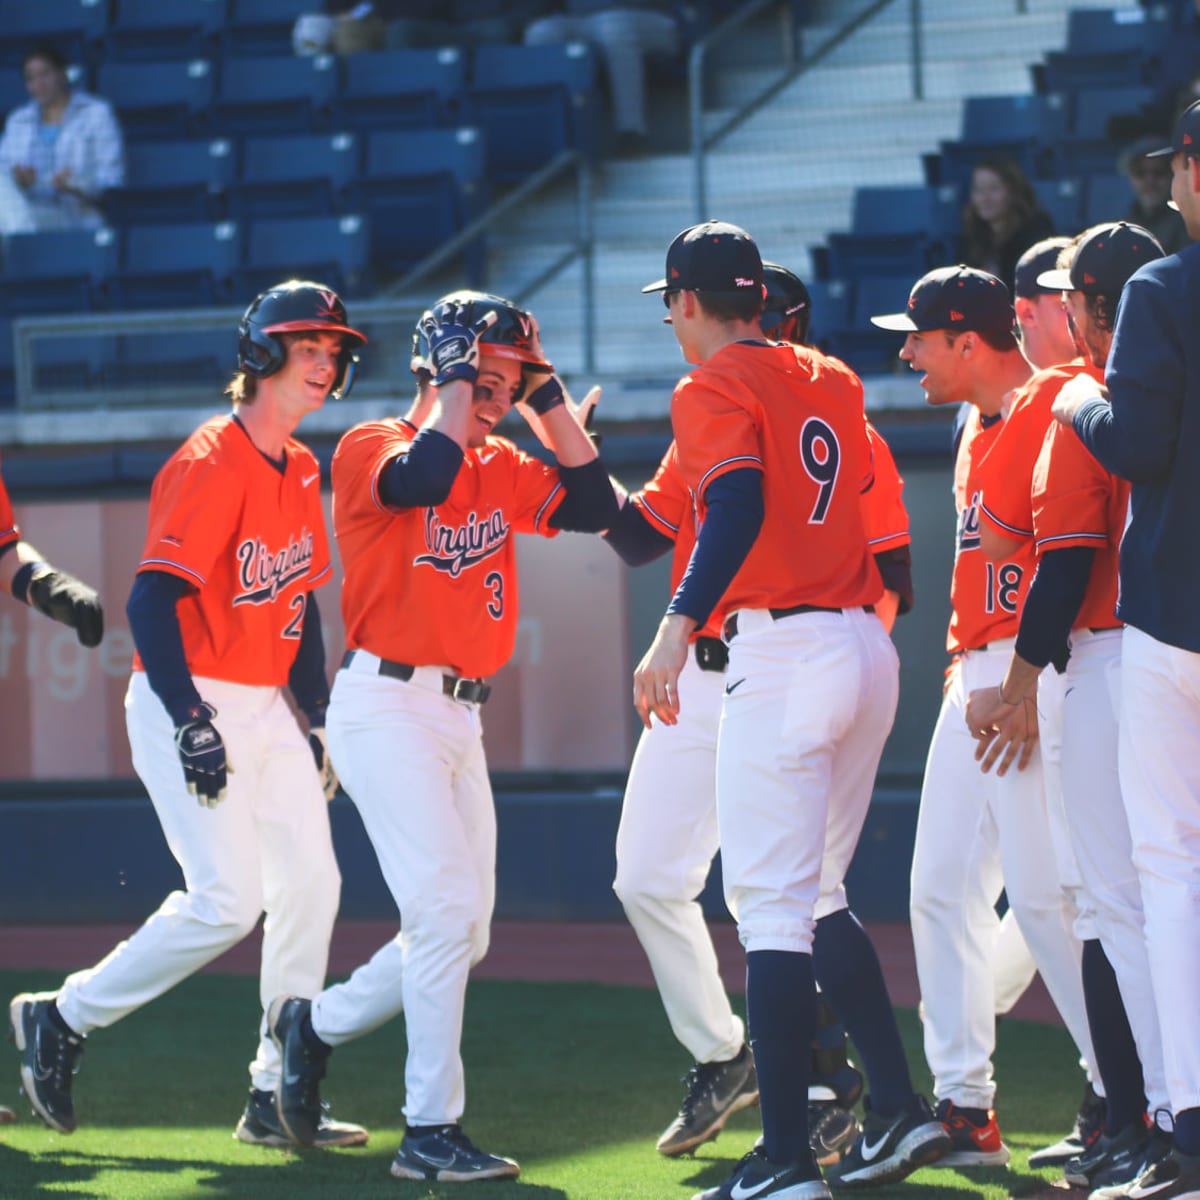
[308,728,339,802]
[174,702,229,808]
[421,304,498,387]
[524,376,566,416]
[24,567,104,647]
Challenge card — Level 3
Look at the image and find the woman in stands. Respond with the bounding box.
[0,44,124,233]
[959,155,1054,291]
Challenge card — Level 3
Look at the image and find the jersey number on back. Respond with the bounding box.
[800,418,841,524]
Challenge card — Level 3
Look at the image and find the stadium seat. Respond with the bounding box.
[960,94,1069,147]
[822,276,913,377]
[1084,174,1134,226]
[109,221,241,310]
[930,139,1052,189]
[804,279,851,352]
[850,184,961,243]
[96,59,215,141]
[460,42,601,181]
[227,132,360,220]
[824,234,934,284]
[333,48,467,131]
[0,228,118,315]
[102,0,224,62]
[1070,85,1155,141]
[1036,50,1146,94]
[349,128,486,277]
[223,0,309,57]
[234,214,370,298]
[210,53,339,136]
[102,138,236,226]
[1064,7,1172,56]
[0,0,109,70]
[1033,178,1084,234]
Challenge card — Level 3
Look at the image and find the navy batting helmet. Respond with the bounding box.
[410,290,553,380]
[761,263,813,346]
[238,279,367,399]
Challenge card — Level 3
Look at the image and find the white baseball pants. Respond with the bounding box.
[910,642,1095,1110]
[56,672,341,1093]
[717,607,898,955]
[1119,625,1200,1116]
[316,653,495,1128]
[613,654,745,1065]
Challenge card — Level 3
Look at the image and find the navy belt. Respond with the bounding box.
[694,636,728,672]
[723,604,874,643]
[341,650,491,705]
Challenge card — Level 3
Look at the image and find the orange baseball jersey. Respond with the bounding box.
[671,341,882,613]
[977,361,1104,542]
[948,407,1036,653]
[1032,420,1128,632]
[133,415,332,686]
[0,453,19,553]
[863,420,910,553]
[333,419,565,679]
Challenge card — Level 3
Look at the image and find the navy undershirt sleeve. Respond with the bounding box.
[602,500,675,566]
[1014,546,1094,669]
[377,427,465,509]
[126,570,202,726]
[548,458,623,532]
[287,592,330,728]
[875,545,914,615]
[667,467,764,628]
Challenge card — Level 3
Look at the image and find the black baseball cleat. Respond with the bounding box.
[234,1087,368,1148]
[1065,1121,1162,1189]
[1029,1082,1106,1168]
[1088,1125,1173,1195]
[267,995,329,1148]
[656,1043,760,1156]
[810,1102,862,1167]
[1089,1146,1200,1199]
[9,992,83,1134]
[825,1093,951,1188]
[692,1146,832,1200]
[390,1124,520,1182]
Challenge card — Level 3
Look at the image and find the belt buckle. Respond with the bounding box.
[450,677,491,705]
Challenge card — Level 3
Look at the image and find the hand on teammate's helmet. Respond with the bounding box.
[174,703,229,808]
[26,567,104,647]
[421,304,498,387]
[308,727,339,802]
[523,376,566,416]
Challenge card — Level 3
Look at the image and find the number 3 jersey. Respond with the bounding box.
[332,419,565,679]
[133,414,332,685]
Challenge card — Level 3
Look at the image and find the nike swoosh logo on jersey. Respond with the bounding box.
[302,472,320,487]
[859,1130,893,1162]
[730,1171,792,1200]
[478,451,497,464]
[725,678,746,695]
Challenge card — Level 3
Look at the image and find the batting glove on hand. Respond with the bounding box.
[174,703,229,808]
[26,567,104,647]
[308,727,338,802]
[421,304,498,387]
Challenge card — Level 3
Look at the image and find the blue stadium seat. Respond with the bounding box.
[823,276,914,376]
[227,132,360,219]
[460,42,601,180]
[803,279,851,351]
[1065,7,1172,56]
[102,0,225,62]
[1036,51,1146,94]
[1033,178,1083,234]
[850,184,960,242]
[235,214,370,298]
[349,128,486,276]
[824,234,933,284]
[210,53,339,136]
[931,140,1051,188]
[1084,174,1134,226]
[102,138,236,226]
[110,221,241,309]
[960,93,1069,146]
[96,59,215,141]
[223,0,309,57]
[0,0,109,70]
[0,228,118,315]
[333,48,467,131]
[1069,85,1155,140]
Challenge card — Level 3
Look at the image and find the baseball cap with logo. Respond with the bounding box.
[1036,222,1164,294]
[642,220,764,295]
[870,265,1014,334]
[1013,237,1073,299]
[1145,97,1200,158]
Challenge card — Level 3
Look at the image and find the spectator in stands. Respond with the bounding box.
[0,45,124,232]
[959,156,1054,292]
[1119,136,1191,255]
[524,1,686,155]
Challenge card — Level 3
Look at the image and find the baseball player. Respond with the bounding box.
[870,266,1097,1168]
[601,261,911,1169]
[635,221,948,1200]
[967,224,1171,1195]
[267,291,620,1182]
[9,281,365,1149]
[0,452,104,1128]
[1052,98,1200,1200]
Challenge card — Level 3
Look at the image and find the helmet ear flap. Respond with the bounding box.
[237,318,286,379]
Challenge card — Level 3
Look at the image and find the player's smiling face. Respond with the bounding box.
[278,331,346,413]
[899,329,965,406]
[469,354,523,447]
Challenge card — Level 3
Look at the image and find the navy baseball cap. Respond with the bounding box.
[1145,98,1200,158]
[642,220,763,295]
[870,265,1014,334]
[1036,222,1164,295]
[1013,237,1073,299]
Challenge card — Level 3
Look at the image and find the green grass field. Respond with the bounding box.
[0,969,1082,1199]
